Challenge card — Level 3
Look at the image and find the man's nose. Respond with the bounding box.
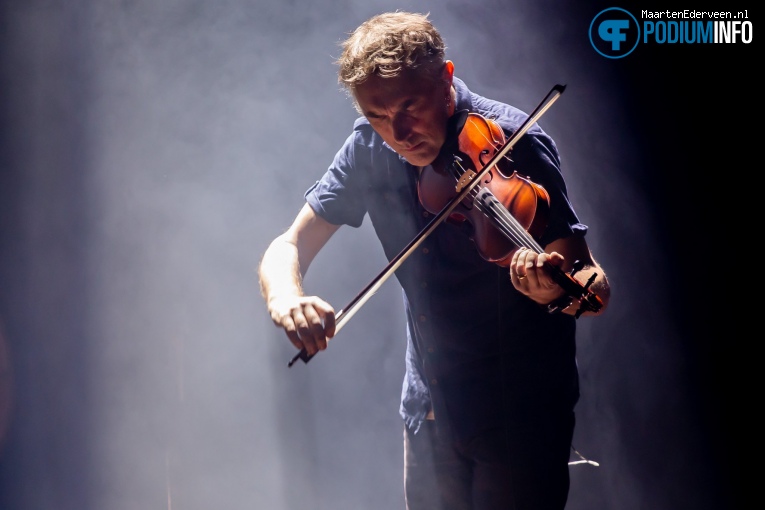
[391,114,412,143]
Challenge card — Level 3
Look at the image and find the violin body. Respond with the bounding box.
[418,112,550,266]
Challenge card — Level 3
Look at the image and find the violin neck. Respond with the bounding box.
[476,187,603,314]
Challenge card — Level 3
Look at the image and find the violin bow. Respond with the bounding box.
[289,84,566,367]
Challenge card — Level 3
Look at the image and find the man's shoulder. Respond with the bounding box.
[470,91,551,144]
[350,116,405,160]
[353,116,371,131]
[350,116,383,146]
[455,77,528,133]
[471,94,528,133]
[336,116,405,174]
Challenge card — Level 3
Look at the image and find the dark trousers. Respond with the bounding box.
[404,411,574,510]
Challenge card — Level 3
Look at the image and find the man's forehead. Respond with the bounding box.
[355,72,433,110]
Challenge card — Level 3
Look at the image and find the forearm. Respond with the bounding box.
[258,234,305,305]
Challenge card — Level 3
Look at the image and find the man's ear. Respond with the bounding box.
[443,60,455,85]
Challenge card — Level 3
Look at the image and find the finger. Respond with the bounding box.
[511,248,523,278]
[292,309,320,355]
[280,316,304,352]
[511,247,524,273]
[522,248,537,271]
[309,298,336,339]
[320,308,336,339]
[545,251,564,269]
[510,248,522,267]
[527,251,543,281]
[510,272,526,286]
[302,304,329,351]
[533,252,563,289]
[517,247,534,279]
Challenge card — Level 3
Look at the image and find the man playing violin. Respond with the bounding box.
[258,11,610,510]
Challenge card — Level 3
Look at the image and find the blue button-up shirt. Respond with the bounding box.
[306,77,585,442]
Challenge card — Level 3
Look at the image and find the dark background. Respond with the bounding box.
[0,1,753,509]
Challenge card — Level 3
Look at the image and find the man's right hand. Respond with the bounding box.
[258,203,341,356]
[268,295,336,356]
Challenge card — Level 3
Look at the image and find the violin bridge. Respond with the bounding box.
[455,170,477,192]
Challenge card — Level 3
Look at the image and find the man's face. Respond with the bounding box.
[353,68,452,167]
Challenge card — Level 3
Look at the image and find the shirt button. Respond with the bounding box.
[420,282,428,289]
[422,211,430,218]
[422,247,430,255]
[427,346,435,353]
[418,314,427,322]
[430,378,438,386]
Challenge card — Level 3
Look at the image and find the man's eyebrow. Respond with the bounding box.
[363,95,417,118]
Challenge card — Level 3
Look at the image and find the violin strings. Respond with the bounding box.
[470,131,541,253]
[448,158,543,254]
[475,190,544,254]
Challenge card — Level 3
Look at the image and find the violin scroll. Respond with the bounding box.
[544,260,603,318]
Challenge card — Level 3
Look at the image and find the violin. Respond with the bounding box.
[419,111,549,267]
[289,84,599,367]
[418,109,603,317]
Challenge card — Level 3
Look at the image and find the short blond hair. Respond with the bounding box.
[336,11,446,93]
